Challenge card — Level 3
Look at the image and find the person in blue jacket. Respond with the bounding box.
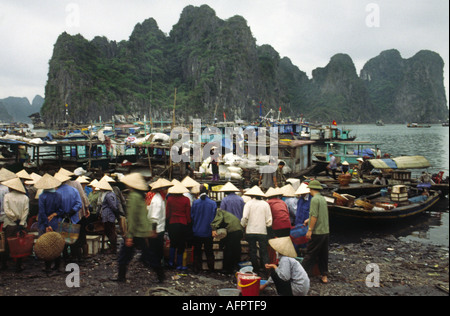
[295,183,311,226]
[36,174,65,274]
[55,173,83,262]
[191,185,217,272]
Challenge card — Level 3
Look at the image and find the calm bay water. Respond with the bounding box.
[326,124,449,247]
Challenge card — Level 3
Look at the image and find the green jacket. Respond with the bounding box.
[126,191,151,239]
[211,209,243,234]
[309,193,329,235]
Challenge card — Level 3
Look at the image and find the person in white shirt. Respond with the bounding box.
[147,178,173,282]
[1,178,29,272]
[241,186,272,274]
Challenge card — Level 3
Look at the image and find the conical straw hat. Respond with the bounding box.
[89,179,99,187]
[243,185,266,197]
[150,178,174,191]
[168,181,189,194]
[54,172,71,183]
[95,179,113,191]
[25,172,42,185]
[295,182,310,195]
[34,174,62,190]
[2,177,26,193]
[16,169,33,180]
[190,184,201,194]
[265,187,283,198]
[0,168,18,182]
[281,184,296,197]
[76,176,90,184]
[269,237,297,258]
[100,175,116,183]
[120,173,148,191]
[181,176,200,188]
[219,182,240,192]
[58,167,75,176]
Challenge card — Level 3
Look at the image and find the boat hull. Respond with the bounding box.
[328,191,441,220]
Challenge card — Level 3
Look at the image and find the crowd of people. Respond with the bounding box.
[0,165,330,296]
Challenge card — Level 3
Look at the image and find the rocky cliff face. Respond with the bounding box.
[40,5,448,126]
[361,49,448,123]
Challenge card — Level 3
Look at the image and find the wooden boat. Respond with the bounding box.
[326,186,441,220]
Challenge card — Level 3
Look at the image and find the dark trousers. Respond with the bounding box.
[192,236,214,271]
[326,168,337,180]
[270,268,293,296]
[147,232,165,269]
[168,223,188,255]
[301,234,329,277]
[103,221,117,253]
[71,217,88,259]
[117,236,164,282]
[222,230,243,273]
[245,234,269,272]
[118,237,152,267]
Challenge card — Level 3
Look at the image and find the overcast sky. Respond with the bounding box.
[0,0,448,107]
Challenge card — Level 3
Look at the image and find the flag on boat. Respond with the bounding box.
[332,120,337,126]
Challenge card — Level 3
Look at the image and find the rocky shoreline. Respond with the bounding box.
[0,235,447,297]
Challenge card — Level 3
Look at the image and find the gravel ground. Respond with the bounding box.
[0,234,448,297]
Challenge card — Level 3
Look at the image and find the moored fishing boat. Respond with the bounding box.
[326,186,441,220]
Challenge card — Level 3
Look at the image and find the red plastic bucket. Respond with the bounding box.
[237,273,261,296]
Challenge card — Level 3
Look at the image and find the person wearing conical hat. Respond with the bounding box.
[35,174,64,274]
[167,183,191,270]
[114,173,153,282]
[0,168,18,224]
[0,177,29,272]
[266,187,291,238]
[54,172,86,260]
[281,184,298,226]
[302,180,330,284]
[241,185,272,273]
[166,181,191,271]
[147,178,173,282]
[219,182,245,220]
[181,176,200,206]
[211,208,244,274]
[97,179,119,255]
[294,182,311,227]
[16,169,33,197]
[260,237,310,296]
[191,184,217,273]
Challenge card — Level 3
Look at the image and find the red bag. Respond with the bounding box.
[7,231,35,259]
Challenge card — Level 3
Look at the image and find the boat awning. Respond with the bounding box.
[369,156,431,169]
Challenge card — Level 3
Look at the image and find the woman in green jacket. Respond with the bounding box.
[114,173,164,283]
[211,208,243,274]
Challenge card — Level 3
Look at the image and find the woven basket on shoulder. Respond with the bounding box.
[34,232,66,261]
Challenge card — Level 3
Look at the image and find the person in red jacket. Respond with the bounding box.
[265,187,292,238]
[166,182,191,270]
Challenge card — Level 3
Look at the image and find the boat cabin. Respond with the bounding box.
[322,141,383,164]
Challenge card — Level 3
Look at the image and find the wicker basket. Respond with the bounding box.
[34,232,66,261]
